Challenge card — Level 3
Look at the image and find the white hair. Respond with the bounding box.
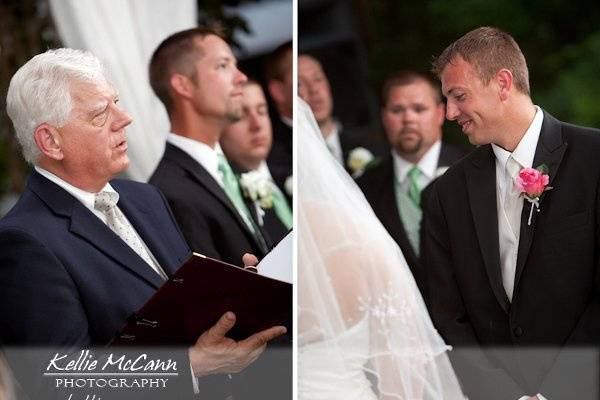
[6,48,108,164]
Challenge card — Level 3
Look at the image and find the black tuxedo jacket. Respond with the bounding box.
[357,143,466,295]
[422,112,600,399]
[267,117,292,203]
[150,143,270,265]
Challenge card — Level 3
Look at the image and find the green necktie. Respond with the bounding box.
[271,186,293,229]
[217,153,256,233]
[407,165,422,207]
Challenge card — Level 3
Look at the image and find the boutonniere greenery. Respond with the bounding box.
[347,147,381,178]
[239,170,274,209]
[515,164,553,225]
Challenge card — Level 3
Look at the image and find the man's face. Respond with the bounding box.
[56,80,132,185]
[298,55,333,125]
[221,83,273,168]
[441,56,503,145]
[190,35,247,122]
[381,80,445,156]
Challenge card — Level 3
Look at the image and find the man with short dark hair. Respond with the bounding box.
[149,28,271,266]
[357,70,466,294]
[423,26,600,400]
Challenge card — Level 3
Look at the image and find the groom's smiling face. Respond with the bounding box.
[441,56,504,145]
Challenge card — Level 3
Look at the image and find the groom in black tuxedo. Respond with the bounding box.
[423,26,600,400]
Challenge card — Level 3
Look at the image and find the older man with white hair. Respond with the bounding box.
[0,48,285,399]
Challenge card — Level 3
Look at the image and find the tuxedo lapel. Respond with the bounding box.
[164,144,266,251]
[466,146,510,313]
[29,172,164,289]
[514,113,567,296]
[377,158,419,268]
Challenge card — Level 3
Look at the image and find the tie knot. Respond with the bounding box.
[506,156,522,179]
[408,165,421,180]
[94,191,119,212]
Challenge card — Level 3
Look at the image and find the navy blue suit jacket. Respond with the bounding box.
[0,171,191,347]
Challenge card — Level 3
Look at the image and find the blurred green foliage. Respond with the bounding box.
[354,0,600,144]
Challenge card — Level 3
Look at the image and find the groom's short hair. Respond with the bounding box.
[431,26,530,96]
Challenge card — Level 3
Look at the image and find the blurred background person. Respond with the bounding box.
[264,41,293,198]
[221,79,292,244]
[299,53,388,177]
[357,70,467,296]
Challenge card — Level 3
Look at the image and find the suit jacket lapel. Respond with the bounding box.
[513,112,567,296]
[374,157,420,268]
[164,144,265,251]
[466,146,510,313]
[29,172,164,289]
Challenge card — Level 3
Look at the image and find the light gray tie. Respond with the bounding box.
[505,157,523,237]
[94,191,168,280]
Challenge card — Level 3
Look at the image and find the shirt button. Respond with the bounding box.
[513,326,523,337]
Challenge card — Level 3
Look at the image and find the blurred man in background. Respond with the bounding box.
[264,41,293,198]
[357,70,467,295]
[299,53,387,177]
[221,79,292,244]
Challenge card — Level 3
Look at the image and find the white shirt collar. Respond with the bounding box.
[256,161,274,180]
[34,166,116,212]
[392,140,442,183]
[324,123,343,164]
[492,106,544,170]
[167,133,224,186]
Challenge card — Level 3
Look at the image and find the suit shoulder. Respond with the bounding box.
[111,179,161,197]
[356,155,393,192]
[434,145,487,188]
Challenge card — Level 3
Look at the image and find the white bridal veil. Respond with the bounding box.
[298,99,465,399]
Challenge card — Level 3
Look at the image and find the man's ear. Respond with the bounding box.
[34,123,63,160]
[268,79,284,104]
[170,73,194,100]
[496,69,513,101]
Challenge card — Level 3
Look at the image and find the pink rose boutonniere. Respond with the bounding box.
[515,164,553,225]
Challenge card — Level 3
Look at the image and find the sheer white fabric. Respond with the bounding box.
[48,0,197,181]
[298,99,465,399]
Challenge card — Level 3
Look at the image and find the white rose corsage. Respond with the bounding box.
[347,147,375,178]
[239,170,273,209]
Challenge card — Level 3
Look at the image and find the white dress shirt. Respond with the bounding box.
[167,133,225,187]
[392,140,442,190]
[324,123,343,165]
[491,106,543,301]
[34,166,166,279]
[492,106,546,400]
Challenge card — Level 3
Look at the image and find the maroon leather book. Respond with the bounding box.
[112,253,292,346]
